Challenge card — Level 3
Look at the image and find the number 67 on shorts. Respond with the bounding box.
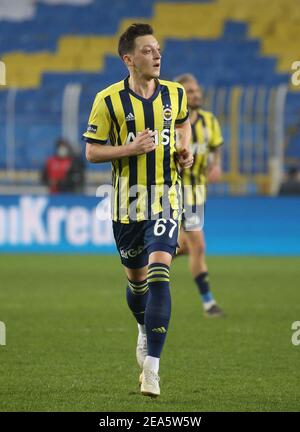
[113,218,180,269]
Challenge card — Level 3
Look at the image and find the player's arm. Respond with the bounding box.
[207,115,223,182]
[175,119,193,169]
[83,93,156,163]
[86,129,156,163]
[176,119,191,152]
[174,84,193,169]
[207,147,222,182]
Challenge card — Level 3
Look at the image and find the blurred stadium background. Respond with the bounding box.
[1,0,300,412]
[1,0,300,193]
[0,0,300,253]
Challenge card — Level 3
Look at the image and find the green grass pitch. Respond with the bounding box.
[0,255,299,412]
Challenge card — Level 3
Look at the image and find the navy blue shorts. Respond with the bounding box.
[113,218,180,269]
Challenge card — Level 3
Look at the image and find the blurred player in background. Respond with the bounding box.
[83,24,193,398]
[175,74,225,317]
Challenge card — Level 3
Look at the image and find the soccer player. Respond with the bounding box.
[83,24,193,397]
[175,74,224,317]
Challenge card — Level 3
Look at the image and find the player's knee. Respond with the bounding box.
[125,266,148,282]
[191,242,206,257]
[148,251,172,267]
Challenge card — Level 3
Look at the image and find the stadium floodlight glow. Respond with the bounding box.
[0,61,6,86]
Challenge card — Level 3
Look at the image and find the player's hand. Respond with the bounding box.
[128,129,156,156]
[177,147,194,169]
[207,164,222,183]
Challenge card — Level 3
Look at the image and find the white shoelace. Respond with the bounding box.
[144,369,160,385]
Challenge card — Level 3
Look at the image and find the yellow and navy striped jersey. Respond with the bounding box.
[83,76,189,223]
[182,109,223,206]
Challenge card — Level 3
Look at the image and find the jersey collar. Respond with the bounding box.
[190,110,203,126]
[124,75,161,103]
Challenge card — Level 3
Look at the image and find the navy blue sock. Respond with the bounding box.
[145,263,171,358]
[126,279,149,325]
[194,272,214,303]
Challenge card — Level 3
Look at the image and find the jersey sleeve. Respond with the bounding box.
[209,114,223,150]
[175,85,189,124]
[82,93,111,144]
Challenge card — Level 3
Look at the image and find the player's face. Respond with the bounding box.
[184,80,203,110]
[131,35,161,79]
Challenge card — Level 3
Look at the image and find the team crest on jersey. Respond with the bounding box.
[163,104,172,126]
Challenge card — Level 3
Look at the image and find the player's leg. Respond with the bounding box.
[140,250,172,397]
[144,250,172,367]
[185,228,207,274]
[124,265,148,328]
[124,265,149,371]
[112,222,150,370]
[140,219,179,397]
[185,229,224,317]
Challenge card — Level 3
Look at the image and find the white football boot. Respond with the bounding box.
[140,368,160,398]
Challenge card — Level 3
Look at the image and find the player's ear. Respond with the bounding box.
[123,53,134,68]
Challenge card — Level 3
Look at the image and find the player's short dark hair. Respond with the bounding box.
[118,23,154,58]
